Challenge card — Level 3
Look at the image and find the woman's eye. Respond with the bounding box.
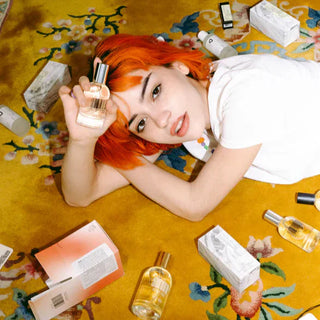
[152,84,161,100]
[137,118,147,133]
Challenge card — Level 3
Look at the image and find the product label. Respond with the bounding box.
[151,277,170,295]
[0,244,13,269]
[72,243,118,289]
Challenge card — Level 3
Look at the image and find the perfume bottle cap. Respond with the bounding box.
[264,210,283,226]
[198,31,209,41]
[94,63,109,84]
[296,192,315,205]
[156,252,171,269]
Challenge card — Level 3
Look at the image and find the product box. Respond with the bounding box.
[23,60,71,113]
[250,0,300,47]
[198,225,260,292]
[29,220,124,320]
[0,243,13,270]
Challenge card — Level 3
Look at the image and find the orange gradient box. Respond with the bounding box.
[29,220,124,320]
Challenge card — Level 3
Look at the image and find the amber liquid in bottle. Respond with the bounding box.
[131,252,172,320]
[264,210,320,253]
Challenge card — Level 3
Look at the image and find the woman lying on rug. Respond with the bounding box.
[59,34,320,221]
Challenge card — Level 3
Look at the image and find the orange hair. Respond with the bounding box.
[93,34,211,170]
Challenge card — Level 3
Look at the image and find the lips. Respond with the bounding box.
[170,112,189,137]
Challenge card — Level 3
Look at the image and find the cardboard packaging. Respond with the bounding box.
[250,0,300,47]
[23,61,71,113]
[198,225,260,292]
[29,220,124,320]
[0,243,13,269]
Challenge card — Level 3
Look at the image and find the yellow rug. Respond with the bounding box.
[1,0,320,319]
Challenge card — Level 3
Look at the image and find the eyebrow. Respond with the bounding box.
[128,72,152,127]
[140,72,152,102]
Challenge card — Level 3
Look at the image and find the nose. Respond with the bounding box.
[153,110,171,128]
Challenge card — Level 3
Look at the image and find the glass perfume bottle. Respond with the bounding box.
[0,105,30,136]
[264,210,320,253]
[76,63,110,128]
[296,191,320,211]
[197,30,238,59]
[131,252,172,320]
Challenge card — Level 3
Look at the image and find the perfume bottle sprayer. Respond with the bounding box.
[197,30,238,59]
[296,191,320,211]
[131,252,172,320]
[264,210,320,253]
[76,63,110,128]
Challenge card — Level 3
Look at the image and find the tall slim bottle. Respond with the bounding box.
[264,210,320,253]
[76,63,110,128]
[131,252,172,320]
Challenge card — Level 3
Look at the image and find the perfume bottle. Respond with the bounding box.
[296,191,320,211]
[264,210,320,253]
[131,252,172,320]
[0,105,30,136]
[197,30,238,59]
[76,63,110,128]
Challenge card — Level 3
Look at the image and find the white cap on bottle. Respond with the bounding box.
[198,30,209,41]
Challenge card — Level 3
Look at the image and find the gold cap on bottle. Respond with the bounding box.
[156,252,171,269]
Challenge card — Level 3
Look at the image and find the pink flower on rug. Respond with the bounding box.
[83,34,101,47]
[230,279,263,318]
[44,175,55,185]
[304,29,320,49]
[67,25,87,40]
[21,153,38,165]
[246,236,283,259]
[173,35,201,50]
[20,263,42,282]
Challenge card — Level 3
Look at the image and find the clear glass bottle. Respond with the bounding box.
[76,63,110,128]
[131,252,172,320]
[0,105,30,136]
[296,191,320,211]
[264,210,320,253]
[197,30,238,59]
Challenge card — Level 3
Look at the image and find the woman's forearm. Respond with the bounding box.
[61,137,99,206]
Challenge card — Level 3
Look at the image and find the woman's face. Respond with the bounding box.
[111,62,210,145]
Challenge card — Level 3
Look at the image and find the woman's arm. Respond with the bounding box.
[118,144,261,221]
[59,82,130,206]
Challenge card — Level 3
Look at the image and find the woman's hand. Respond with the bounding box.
[59,76,118,142]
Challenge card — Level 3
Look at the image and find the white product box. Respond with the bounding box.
[24,61,71,113]
[198,225,260,292]
[250,0,300,47]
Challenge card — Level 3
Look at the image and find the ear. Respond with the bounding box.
[171,61,189,75]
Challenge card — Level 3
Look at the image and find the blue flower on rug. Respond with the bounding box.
[36,121,59,139]
[61,40,82,54]
[306,7,320,29]
[170,12,200,35]
[157,146,188,173]
[189,282,211,302]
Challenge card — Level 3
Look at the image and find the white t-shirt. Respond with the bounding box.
[183,54,320,184]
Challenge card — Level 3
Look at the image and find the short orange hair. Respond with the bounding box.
[94,34,211,170]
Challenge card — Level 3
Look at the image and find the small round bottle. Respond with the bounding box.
[76,63,110,128]
[0,105,30,136]
[296,191,320,211]
[131,252,172,320]
[264,209,320,253]
[197,30,238,59]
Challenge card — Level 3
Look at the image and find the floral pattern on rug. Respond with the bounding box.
[189,235,304,320]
